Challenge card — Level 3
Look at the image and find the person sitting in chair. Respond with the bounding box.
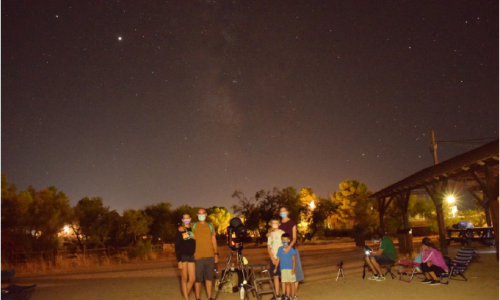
[365,230,396,281]
[420,237,448,285]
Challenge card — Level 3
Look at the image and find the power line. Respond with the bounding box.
[436,137,498,143]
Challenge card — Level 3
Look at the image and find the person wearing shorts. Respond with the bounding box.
[175,214,196,300]
[193,208,218,300]
[366,231,396,281]
[267,216,284,299]
[274,233,296,300]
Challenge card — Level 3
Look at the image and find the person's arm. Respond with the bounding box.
[274,257,280,273]
[267,236,276,262]
[291,255,296,275]
[212,230,219,263]
[285,225,297,253]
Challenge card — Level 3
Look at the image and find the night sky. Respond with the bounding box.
[2,1,498,212]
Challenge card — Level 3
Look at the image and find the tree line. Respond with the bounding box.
[2,173,487,255]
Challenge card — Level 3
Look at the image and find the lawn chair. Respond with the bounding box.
[395,260,422,283]
[1,284,36,300]
[439,252,471,284]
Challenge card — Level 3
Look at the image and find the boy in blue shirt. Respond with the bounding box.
[274,233,296,300]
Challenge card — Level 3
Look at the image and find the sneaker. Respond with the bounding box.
[281,294,289,300]
[428,280,441,285]
[376,275,386,281]
[292,297,298,300]
[368,275,379,280]
[421,279,432,284]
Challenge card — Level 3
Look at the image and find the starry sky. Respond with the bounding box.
[2,1,498,212]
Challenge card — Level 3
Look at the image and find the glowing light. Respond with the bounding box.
[118,36,122,41]
[446,195,455,204]
[309,200,315,210]
[451,206,458,218]
[63,225,70,234]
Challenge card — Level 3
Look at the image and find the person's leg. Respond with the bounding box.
[293,249,304,296]
[195,282,202,299]
[370,257,383,275]
[428,271,438,280]
[365,256,377,274]
[181,262,189,300]
[205,280,213,299]
[290,281,296,298]
[273,276,280,296]
[194,259,204,299]
[286,282,291,297]
[205,257,215,299]
[187,262,196,298]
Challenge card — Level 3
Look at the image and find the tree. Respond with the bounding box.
[143,202,175,243]
[29,186,72,251]
[73,197,112,249]
[310,197,337,236]
[122,209,152,244]
[332,179,377,232]
[207,206,233,235]
[232,190,260,231]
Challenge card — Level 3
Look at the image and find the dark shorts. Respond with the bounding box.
[180,254,195,263]
[374,254,395,265]
[195,257,215,283]
[420,263,445,275]
[269,259,280,277]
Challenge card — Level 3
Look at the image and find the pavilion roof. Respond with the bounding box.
[370,140,499,199]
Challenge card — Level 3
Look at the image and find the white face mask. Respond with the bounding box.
[272,224,279,229]
[198,214,206,222]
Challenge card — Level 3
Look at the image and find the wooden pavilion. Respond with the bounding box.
[370,140,499,257]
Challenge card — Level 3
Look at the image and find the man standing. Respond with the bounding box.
[193,208,219,300]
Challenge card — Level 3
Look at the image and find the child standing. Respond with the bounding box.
[267,216,285,299]
[274,233,297,300]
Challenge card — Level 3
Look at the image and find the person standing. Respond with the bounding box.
[274,233,297,300]
[193,208,219,300]
[175,213,196,300]
[267,216,285,299]
[279,207,304,299]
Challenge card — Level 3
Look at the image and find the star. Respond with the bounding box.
[118,36,123,41]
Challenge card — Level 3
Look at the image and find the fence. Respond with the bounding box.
[2,244,171,266]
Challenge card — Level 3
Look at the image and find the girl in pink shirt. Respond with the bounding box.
[420,237,448,285]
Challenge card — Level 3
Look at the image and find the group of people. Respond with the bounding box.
[364,230,449,285]
[175,207,449,300]
[174,206,304,300]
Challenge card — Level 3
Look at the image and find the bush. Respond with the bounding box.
[130,240,154,260]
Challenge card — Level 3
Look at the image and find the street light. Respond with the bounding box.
[446,195,456,204]
[309,200,316,210]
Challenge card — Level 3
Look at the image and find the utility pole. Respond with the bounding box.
[430,128,438,165]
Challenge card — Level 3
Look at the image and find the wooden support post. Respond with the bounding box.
[396,191,413,254]
[430,129,439,165]
[378,196,394,233]
[426,182,449,255]
[472,165,499,260]
[469,190,492,227]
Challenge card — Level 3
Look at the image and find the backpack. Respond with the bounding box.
[193,222,213,234]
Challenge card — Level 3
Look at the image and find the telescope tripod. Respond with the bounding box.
[215,249,251,300]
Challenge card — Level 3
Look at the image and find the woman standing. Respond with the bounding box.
[279,207,304,299]
[175,214,196,300]
[420,237,448,285]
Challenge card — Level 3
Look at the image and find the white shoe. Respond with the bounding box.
[376,275,386,281]
[368,275,379,280]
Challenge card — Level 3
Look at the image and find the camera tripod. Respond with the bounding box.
[215,248,252,300]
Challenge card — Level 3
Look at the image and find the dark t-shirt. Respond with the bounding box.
[175,227,196,262]
[279,219,298,249]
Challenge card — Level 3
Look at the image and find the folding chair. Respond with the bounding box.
[395,260,422,283]
[380,263,396,279]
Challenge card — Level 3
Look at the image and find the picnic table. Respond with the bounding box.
[446,227,495,246]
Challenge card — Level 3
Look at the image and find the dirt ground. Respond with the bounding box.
[7,238,499,300]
